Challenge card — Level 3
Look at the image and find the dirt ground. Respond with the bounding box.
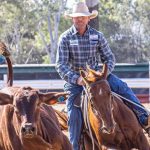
[143,103,150,110]
[52,102,150,144]
[52,103,150,113]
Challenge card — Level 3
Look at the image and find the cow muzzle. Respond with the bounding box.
[21,123,36,138]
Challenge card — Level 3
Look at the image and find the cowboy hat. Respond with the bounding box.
[65,2,98,19]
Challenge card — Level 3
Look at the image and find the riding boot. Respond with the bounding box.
[143,115,150,137]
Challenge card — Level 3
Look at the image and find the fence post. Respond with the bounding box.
[3,74,7,87]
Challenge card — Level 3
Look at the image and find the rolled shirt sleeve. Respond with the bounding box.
[98,33,116,74]
[56,35,80,84]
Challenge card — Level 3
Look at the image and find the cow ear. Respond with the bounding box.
[0,92,13,105]
[39,92,68,105]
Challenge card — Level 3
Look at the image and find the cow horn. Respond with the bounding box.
[0,42,13,87]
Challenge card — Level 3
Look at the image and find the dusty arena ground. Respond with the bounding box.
[52,103,150,114]
[143,103,150,110]
[52,102,150,144]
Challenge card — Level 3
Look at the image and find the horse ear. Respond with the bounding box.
[0,92,13,105]
[39,92,68,105]
[86,65,102,77]
[80,69,87,78]
[79,69,89,84]
[86,65,97,76]
[101,63,108,79]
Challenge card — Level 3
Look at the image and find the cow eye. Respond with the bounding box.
[37,101,42,106]
[15,109,20,116]
[13,105,20,114]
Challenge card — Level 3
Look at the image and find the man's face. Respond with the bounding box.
[72,16,90,30]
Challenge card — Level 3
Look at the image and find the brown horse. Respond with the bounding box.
[79,64,150,150]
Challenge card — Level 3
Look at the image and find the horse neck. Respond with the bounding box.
[112,95,134,121]
[111,96,120,116]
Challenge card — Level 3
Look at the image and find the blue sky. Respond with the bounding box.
[66,0,75,8]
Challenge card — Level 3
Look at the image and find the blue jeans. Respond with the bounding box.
[64,83,83,150]
[64,73,148,150]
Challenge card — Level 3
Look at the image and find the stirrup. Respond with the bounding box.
[143,115,150,137]
[145,127,150,137]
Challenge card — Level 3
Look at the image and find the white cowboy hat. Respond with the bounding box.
[65,2,98,19]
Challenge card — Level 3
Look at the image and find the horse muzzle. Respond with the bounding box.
[100,122,116,134]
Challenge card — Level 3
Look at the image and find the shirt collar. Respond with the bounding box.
[70,25,90,35]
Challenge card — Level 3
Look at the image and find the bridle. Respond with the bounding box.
[85,79,112,114]
[82,79,115,150]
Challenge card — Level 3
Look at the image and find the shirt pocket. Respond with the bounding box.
[90,40,98,55]
[69,44,80,59]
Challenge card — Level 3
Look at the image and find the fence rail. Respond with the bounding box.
[0,63,150,103]
[0,78,150,90]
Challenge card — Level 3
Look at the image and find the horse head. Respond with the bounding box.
[80,64,116,134]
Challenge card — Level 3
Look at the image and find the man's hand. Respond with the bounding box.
[77,76,85,86]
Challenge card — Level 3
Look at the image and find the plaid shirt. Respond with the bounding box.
[56,25,115,84]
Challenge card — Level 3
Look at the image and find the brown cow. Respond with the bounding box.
[0,42,72,150]
[0,86,72,150]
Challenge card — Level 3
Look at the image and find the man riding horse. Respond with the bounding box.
[56,2,150,150]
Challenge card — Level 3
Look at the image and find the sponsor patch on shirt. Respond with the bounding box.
[89,35,98,40]
[90,40,98,44]
[70,40,78,45]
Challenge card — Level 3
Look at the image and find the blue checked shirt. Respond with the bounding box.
[56,25,115,84]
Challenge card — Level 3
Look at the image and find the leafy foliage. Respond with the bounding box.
[0,0,149,64]
[99,0,150,63]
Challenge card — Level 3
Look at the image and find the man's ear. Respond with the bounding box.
[0,92,13,105]
[39,92,68,105]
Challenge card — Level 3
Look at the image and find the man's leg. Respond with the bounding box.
[107,73,149,128]
[64,83,83,150]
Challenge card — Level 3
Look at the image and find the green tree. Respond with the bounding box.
[0,0,149,64]
[99,0,150,63]
[0,0,68,64]
[86,0,99,30]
